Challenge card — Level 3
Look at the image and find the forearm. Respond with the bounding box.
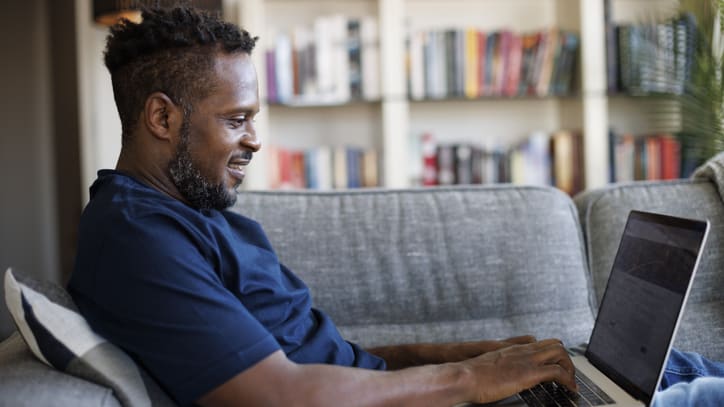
[199,339,576,407]
[367,343,465,370]
[288,362,472,407]
[199,351,473,407]
[367,337,536,370]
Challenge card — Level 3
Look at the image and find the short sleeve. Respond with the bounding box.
[69,212,281,405]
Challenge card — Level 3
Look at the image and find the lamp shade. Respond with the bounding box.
[93,0,223,26]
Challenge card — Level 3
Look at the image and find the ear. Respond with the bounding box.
[142,92,183,141]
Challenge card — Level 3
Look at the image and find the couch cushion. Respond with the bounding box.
[574,180,724,361]
[234,185,595,348]
[3,268,176,407]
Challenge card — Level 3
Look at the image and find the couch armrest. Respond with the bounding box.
[574,179,724,361]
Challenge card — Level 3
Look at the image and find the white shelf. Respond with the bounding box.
[231,0,664,191]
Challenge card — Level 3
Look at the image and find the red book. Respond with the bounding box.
[646,137,661,180]
[421,133,438,186]
[290,151,307,188]
[277,147,293,189]
[504,33,523,97]
[659,134,681,180]
[478,31,486,97]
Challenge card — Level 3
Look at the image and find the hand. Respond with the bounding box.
[460,338,577,404]
[439,335,538,362]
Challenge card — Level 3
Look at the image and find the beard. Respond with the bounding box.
[168,119,238,210]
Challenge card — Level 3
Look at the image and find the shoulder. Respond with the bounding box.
[81,171,227,247]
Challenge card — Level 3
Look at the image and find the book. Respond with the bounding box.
[494,30,512,96]
[477,30,487,97]
[551,130,574,194]
[634,136,647,180]
[421,133,438,186]
[520,32,540,95]
[444,29,458,98]
[346,148,362,188]
[536,28,559,96]
[614,133,636,182]
[659,135,681,180]
[265,49,278,103]
[645,136,661,180]
[330,14,351,103]
[276,147,293,189]
[454,28,465,97]
[436,144,456,185]
[315,146,333,190]
[528,131,552,186]
[604,0,619,93]
[409,30,426,100]
[274,31,294,103]
[504,33,523,97]
[484,32,498,96]
[333,146,348,189]
[454,144,473,184]
[314,16,334,100]
[305,149,318,189]
[290,150,307,188]
[434,30,448,98]
[464,28,480,99]
[360,16,380,101]
[471,147,484,184]
[347,19,363,100]
[552,32,579,95]
[362,149,379,187]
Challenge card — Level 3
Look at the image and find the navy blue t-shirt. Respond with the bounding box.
[68,170,385,405]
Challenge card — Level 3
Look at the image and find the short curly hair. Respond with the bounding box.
[104,6,258,143]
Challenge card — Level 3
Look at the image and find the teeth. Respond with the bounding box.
[228,163,244,170]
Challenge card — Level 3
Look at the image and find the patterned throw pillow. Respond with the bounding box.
[3,268,176,407]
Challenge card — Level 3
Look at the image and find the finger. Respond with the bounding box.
[555,352,576,376]
[503,335,537,345]
[536,364,578,393]
[530,342,575,372]
[528,338,565,349]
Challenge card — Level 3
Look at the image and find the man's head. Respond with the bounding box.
[106,7,261,210]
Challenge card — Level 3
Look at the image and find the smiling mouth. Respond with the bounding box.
[227,154,252,181]
[227,161,249,171]
[228,152,253,168]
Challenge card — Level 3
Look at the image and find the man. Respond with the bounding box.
[69,6,724,407]
[68,6,576,406]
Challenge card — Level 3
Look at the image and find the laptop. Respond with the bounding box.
[489,210,710,407]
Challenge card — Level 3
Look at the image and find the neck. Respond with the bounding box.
[116,148,191,206]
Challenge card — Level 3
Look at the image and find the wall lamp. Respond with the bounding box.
[93,0,223,26]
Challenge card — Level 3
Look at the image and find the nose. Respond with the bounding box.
[240,126,261,152]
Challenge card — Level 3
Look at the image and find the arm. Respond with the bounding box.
[198,338,577,407]
[367,335,537,370]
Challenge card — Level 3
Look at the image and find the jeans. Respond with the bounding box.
[652,349,724,406]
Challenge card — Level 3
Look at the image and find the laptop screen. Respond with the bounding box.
[585,210,708,404]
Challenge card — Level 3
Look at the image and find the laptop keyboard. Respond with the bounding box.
[519,372,616,406]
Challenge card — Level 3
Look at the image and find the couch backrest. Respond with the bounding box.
[575,179,724,361]
[233,185,594,348]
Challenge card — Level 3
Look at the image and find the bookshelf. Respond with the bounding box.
[229,0,669,192]
[605,0,692,181]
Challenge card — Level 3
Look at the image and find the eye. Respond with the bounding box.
[228,116,247,129]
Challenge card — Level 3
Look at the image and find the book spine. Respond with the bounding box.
[360,17,380,100]
[421,133,438,186]
[347,19,363,100]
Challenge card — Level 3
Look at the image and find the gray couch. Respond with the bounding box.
[1,172,723,405]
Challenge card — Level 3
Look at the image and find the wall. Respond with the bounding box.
[76,0,123,203]
[0,0,58,339]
